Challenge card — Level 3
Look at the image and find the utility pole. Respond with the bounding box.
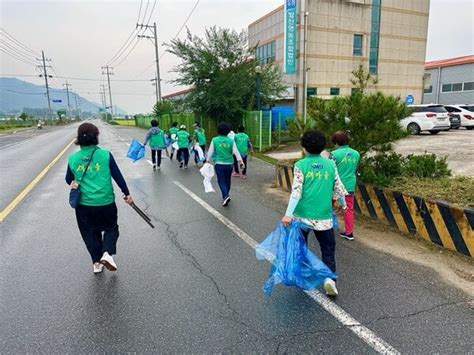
[101,66,114,116]
[137,22,162,101]
[63,81,72,118]
[151,73,159,103]
[37,50,52,120]
[99,84,108,114]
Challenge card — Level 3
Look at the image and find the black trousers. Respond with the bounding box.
[177,148,190,165]
[151,149,162,166]
[75,202,119,263]
[300,228,336,273]
[233,155,248,175]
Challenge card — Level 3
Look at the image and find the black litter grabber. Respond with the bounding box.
[125,198,155,228]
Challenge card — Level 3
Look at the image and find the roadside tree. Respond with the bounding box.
[167,26,287,127]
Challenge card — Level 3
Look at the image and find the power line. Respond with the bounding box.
[136,0,143,24]
[2,89,46,95]
[113,36,141,68]
[0,39,37,62]
[141,0,150,23]
[145,0,157,26]
[0,28,40,57]
[0,47,37,66]
[106,28,140,66]
[0,73,152,82]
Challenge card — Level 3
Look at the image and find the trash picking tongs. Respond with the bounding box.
[125,198,155,228]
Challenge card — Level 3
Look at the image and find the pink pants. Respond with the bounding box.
[343,194,355,234]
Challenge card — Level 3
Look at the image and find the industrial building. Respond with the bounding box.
[422,55,474,105]
[248,0,431,113]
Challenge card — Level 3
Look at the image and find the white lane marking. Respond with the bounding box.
[173,181,400,355]
[125,142,130,146]
[146,159,153,166]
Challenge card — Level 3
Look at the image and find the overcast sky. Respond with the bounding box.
[1,0,473,114]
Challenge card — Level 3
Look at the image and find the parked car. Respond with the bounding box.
[444,105,474,130]
[400,104,450,135]
[447,112,461,129]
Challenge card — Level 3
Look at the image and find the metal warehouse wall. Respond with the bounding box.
[423,63,474,104]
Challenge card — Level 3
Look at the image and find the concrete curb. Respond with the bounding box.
[275,163,474,258]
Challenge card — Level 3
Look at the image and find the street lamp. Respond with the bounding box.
[255,65,262,111]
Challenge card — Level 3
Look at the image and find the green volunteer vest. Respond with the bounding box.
[149,129,166,149]
[176,130,190,148]
[169,127,179,138]
[195,128,206,145]
[293,154,336,220]
[234,132,250,156]
[68,146,114,206]
[212,136,234,164]
[331,145,360,192]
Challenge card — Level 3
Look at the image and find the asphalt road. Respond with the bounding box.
[1,121,473,353]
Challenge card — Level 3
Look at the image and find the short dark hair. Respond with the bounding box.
[194,121,201,127]
[217,122,231,136]
[238,125,245,132]
[76,122,99,146]
[301,130,326,154]
[171,122,178,127]
[151,119,159,127]
[332,131,349,146]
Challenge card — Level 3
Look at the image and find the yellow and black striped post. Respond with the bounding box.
[275,163,474,258]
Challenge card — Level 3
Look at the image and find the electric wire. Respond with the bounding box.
[0,39,37,62]
[0,47,37,66]
[0,28,40,57]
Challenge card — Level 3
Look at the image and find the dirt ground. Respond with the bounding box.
[265,185,474,298]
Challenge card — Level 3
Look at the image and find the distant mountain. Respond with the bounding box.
[0,77,126,116]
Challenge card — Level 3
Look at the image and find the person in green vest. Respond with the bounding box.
[143,119,166,171]
[176,124,192,169]
[331,131,360,241]
[232,125,253,179]
[192,121,207,163]
[169,122,179,160]
[281,130,348,296]
[66,122,133,274]
[206,122,244,206]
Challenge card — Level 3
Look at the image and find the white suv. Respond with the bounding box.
[443,105,474,130]
[400,104,450,135]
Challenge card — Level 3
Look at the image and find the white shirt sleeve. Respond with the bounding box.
[232,142,242,161]
[206,141,215,162]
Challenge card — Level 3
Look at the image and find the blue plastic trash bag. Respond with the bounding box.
[126,138,145,162]
[256,221,337,295]
[332,211,339,232]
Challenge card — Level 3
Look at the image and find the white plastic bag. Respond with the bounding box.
[193,144,205,162]
[171,142,179,150]
[199,163,215,193]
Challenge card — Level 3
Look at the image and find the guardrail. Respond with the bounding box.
[275,163,474,258]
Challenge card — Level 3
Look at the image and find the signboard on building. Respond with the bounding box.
[405,94,414,105]
[284,0,297,74]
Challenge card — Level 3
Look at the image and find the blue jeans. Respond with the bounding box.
[215,164,233,199]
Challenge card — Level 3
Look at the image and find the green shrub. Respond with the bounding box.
[403,153,451,178]
[359,152,451,187]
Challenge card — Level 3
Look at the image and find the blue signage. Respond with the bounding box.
[52,99,62,103]
[405,95,414,105]
[284,0,297,74]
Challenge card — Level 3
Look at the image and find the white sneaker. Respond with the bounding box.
[93,262,104,274]
[100,251,117,271]
[323,278,338,297]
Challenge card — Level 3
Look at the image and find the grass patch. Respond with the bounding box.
[111,119,135,126]
[253,152,279,166]
[389,176,474,208]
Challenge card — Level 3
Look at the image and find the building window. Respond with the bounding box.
[307,87,317,97]
[330,87,340,96]
[369,0,381,74]
[442,84,452,92]
[353,34,363,56]
[256,40,276,65]
[452,83,463,92]
[464,82,474,91]
[423,85,433,94]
